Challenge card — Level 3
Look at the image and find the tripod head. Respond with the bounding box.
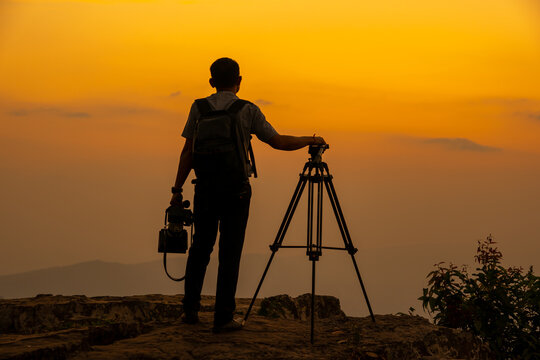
[308,144,329,163]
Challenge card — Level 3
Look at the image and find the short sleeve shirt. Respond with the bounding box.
[181,91,278,144]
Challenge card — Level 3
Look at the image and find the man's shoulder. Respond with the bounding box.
[237,99,262,112]
[192,98,257,110]
[191,94,264,119]
[240,101,266,123]
[237,99,257,111]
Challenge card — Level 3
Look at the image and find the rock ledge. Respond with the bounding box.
[0,294,491,360]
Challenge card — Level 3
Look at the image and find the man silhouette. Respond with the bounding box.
[170,57,325,333]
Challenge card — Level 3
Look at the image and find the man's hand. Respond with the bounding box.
[312,136,326,145]
[170,192,183,206]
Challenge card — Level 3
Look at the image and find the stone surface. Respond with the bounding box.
[258,294,346,320]
[0,294,186,335]
[0,294,492,360]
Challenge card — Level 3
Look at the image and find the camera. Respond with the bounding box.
[308,144,329,162]
[158,200,194,254]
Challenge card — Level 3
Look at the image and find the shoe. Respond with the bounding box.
[212,319,243,334]
[181,310,199,324]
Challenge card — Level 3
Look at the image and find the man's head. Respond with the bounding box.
[209,57,242,92]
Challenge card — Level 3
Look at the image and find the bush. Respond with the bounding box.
[419,235,539,359]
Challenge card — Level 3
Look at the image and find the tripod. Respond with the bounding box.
[242,146,375,344]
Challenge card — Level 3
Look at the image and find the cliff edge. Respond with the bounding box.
[0,294,491,360]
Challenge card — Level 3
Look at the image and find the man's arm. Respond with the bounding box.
[267,134,326,151]
[170,138,193,205]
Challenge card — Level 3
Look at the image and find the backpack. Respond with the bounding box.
[192,98,257,184]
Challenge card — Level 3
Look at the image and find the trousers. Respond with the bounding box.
[182,181,251,326]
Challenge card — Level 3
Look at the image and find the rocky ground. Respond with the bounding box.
[0,294,491,360]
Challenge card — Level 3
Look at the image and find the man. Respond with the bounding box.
[170,57,325,333]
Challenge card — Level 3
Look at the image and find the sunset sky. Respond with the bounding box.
[1,0,539,314]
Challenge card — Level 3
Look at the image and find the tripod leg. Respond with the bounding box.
[316,168,323,252]
[348,251,376,322]
[311,259,316,344]
[276,166,310,249]
[243,174,309,325]
[323,172,376,322]
[242,251,276,325]
[307,168,314,252]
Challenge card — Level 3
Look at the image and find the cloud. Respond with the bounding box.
[255,99,273,106]
[63,112,91,118]
[420,137,501,152]
[526,113,540,121]
[479,97,535,106]
[477,97,540,122]
[1,100,174,123]
[7,110,30,117]
[6,107,91,118]
[169,91,182,97]
[5,103,161,118]
[509,111,540,122]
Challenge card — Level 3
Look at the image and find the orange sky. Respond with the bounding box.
[2,0,540,152]
[1,0,539,312]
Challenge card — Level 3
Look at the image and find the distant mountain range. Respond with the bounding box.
[0,259,182,299]
[0,247,456,317]
[0,254,332,302]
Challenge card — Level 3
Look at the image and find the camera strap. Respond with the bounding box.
[161,209,191,282]
[163,251,185,282]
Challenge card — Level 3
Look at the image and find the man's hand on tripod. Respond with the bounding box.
[311,136,326,146]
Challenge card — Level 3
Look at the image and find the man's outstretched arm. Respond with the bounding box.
[267,134,326,151]
[170,138,193,205]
